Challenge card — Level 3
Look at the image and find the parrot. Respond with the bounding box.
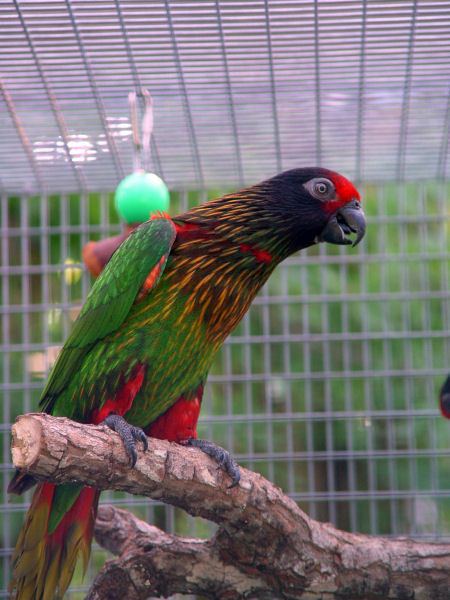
[9,167,366,599]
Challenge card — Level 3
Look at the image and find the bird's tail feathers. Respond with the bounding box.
[10,482,99,600]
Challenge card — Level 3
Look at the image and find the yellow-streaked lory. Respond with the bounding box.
[9,167,365,599]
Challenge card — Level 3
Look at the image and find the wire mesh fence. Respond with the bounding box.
[1,181,449,596]
[2,0,450,194]
[1,0,450,595]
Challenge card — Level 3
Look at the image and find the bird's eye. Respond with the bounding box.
[303,177,335,201]
[315,182,329,195]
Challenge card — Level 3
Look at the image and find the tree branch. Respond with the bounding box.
[11,413,450,599]
[90,505,271,599]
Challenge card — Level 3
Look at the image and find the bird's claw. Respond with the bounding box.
[182,438,241,488]
[103,413,148,468]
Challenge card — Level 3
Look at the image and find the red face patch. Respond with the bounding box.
[321,171,361,215]
[332,172,360,202]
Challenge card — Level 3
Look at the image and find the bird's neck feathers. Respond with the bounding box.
[174,182,319,263]
[168,184,321,345]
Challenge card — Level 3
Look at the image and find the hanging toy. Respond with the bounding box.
[115,90,169,224]
[115,171,169,224]
[83,89,170,277]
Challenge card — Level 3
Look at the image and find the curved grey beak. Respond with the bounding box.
[319,199,366,247]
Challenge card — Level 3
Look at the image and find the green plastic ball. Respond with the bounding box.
[114,172,170,223]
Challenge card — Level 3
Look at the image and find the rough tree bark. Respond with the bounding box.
[10,413,450,600]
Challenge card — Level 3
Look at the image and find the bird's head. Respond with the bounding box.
[175,167,366,263]
[259,167,366,255]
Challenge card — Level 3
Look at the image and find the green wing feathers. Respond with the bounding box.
[40,217,176,413]
[11,217,176,599]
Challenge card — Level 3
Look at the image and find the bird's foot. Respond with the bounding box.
[103,413,148,467]
[182,438,240,488]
